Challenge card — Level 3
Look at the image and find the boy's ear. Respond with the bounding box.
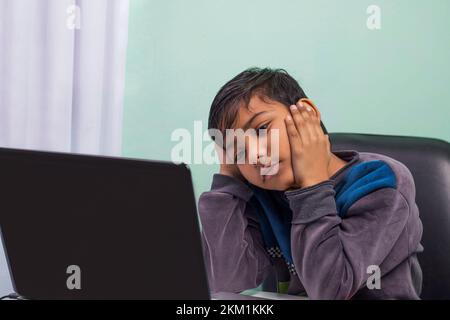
[298,98,321,120]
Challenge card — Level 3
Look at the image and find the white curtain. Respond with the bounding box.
[0,0,130,295]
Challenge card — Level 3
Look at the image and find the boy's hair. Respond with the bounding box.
[208,67,328,145]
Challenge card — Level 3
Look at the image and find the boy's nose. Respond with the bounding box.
[256,154,271,167]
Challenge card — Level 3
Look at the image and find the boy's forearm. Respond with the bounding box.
[198,174,272,293]
[285,180,410,300]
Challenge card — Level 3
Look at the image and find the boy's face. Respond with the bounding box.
[229,95,309,191]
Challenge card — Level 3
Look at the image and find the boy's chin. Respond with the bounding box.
[257,176,294,191]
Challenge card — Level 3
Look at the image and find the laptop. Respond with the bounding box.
[0,147,210,299]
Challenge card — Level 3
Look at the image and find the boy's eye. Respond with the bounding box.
[258,124,268,130]
[256,123,269,135]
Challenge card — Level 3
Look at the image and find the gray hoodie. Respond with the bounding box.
[198,150,423,300]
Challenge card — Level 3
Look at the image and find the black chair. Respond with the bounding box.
[262,133,450,299]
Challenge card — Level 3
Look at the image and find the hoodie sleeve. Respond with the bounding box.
[198,174,272,293]
[285,179,415,300]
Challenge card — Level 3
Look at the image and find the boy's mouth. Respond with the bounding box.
[261,162,280,181]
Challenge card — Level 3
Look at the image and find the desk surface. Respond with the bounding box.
[212,291,308,300]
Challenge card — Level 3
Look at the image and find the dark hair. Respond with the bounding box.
[208,67,328,144]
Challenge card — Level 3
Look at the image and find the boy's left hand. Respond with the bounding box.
[284,99,332,189]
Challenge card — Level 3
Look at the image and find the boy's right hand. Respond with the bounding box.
[285,99,331,189]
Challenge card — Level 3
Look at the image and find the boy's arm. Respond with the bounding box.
[198,173,272,294]
[286,180,417,300]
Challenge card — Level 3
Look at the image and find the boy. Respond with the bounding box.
[199,67,423,299]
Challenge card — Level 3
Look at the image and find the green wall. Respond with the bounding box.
[123,0,450,199]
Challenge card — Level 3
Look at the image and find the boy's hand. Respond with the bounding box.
[284,99,331,189]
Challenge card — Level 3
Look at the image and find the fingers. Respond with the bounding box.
[303,104,325,139]
[286,99,328,153]
[289,104,310,143]
[297,99,322,122]
[297,100,327,142]
[300,100,327,139]
[284,113,303,155]
[302,101,325,139]
[289,102,318,144]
